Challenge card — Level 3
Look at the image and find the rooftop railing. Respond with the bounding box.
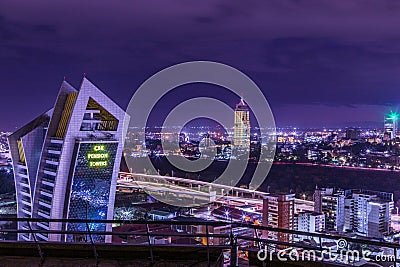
[0,217,398,266]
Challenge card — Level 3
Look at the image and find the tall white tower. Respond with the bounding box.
[233,98,250,150]
[8,77,128,243]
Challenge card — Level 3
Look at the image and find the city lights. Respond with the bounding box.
[1,1,400,266]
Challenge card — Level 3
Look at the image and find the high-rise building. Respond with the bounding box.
[262,194,295,244]
[313,187,323,214]
[8,78,128,242]
[345,190,393,238]
[316,188,394,239]
[8,111,52,240]
[233,98,250,150]
[314,188,345,233]
[343,197,354,233]
[384,112,398,140]
[295,211,325,234]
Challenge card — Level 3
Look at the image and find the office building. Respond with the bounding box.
[314,188,345,233]
[262,194,295,244]
[384,112,398,140]
[316,188,394,239]
[8,78,128,242]
[233,98,250,150]
[345,190,393,238]
[295,211,325,233]
[313,187,323,214]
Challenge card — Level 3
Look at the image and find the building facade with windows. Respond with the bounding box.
[262,194,295,243]
[346,190,393,238]
[8,78,128,242]
[296,211,325,234]
[314,188,345,233]
[233,98,250,150]
[314,188,393,239]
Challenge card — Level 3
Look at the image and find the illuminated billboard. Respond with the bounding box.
[87,144,109,167]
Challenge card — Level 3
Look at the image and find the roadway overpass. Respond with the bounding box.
[117,172,315,212]
[117,172,269,205]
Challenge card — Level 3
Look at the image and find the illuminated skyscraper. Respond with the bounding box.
[8,78,128,242]
[384,111,399,140]
[233,98,250,150]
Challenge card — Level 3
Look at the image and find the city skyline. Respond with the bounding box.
[2,76,400,264]
[2,1,400,130]
[1,78,397,131]
[1,2,400,266]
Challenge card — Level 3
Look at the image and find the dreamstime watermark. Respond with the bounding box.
[123,61,276,207]
[257,238,396,264]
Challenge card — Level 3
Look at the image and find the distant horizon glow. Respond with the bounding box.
[2,2,400,130]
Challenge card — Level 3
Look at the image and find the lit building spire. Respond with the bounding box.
[233,98,250,150]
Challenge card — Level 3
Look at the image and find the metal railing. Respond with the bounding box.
[0,217,399,267]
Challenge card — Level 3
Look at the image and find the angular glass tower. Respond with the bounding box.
[8,78,128,242]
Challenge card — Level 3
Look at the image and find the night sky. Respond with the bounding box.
[2,1,400,130]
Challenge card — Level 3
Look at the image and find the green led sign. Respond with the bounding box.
[87,144,109,167]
